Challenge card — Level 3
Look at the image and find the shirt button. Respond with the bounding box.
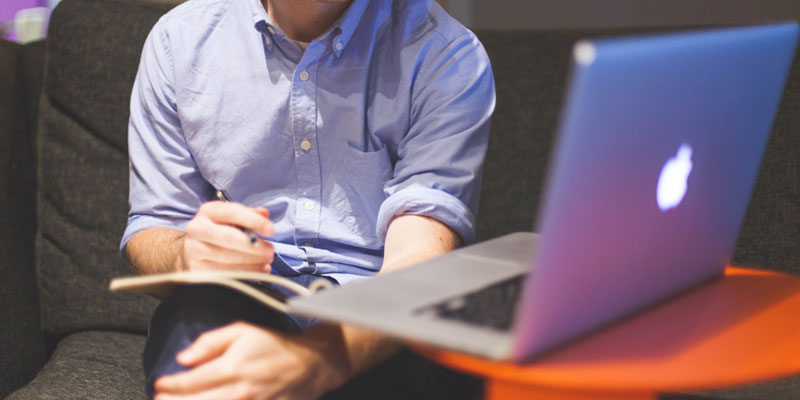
[334,41,343,51]
[303,200,315,211]
[300,138,311,151]
[299,70,309,81]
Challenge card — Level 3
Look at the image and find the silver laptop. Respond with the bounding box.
[289,23,799,362]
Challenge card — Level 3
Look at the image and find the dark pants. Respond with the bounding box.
[143,283,483,399]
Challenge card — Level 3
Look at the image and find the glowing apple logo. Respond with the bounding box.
[657,143,693,212]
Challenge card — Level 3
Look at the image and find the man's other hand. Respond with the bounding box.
[153,321,347,400]
[180,201,275,272]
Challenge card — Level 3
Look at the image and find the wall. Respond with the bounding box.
[447,0,800,30]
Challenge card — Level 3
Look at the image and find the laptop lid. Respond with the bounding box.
[510,23,799,361]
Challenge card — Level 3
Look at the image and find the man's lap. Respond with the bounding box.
[143,283,483,399]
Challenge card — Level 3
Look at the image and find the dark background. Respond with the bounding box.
[440,0,800,30]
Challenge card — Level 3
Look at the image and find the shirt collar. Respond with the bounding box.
[328,0,369,57]
[249,0,276,52]
[248,0,369,58]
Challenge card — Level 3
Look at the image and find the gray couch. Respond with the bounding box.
[1,0,798,398]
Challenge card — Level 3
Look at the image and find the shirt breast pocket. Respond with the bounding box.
[345,143,393,186]
[325,143,393,243]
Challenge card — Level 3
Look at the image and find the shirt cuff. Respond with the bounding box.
[376,183,476,244]
[119,214,191,253]
[325,272,371,286]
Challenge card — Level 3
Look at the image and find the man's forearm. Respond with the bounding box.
[382,214,462,273]
[125,227,185,275]
[319,214,462,389]
[303,322,403,392]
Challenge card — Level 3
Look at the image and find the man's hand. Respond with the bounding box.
[178,201,275,272]
[153,321,348,400]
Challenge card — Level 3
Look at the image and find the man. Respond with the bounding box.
[122,0,494,398]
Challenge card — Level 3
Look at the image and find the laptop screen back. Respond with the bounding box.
[511,23,799,361]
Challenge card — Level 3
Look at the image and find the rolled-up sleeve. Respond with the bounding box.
[121,21,213,252]
[376,32,495,244]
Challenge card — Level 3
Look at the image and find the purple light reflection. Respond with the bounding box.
[1,0,50,42]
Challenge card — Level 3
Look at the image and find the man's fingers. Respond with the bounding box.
[182,257,271,273]
[198,201,274,236]
[155,381,258,400]
[155,333,242,396]
[254,206,270,218]
[154,361,237,396]
[181,203,275,272]
[176,322,245,366]
[191,240,273,266]
[187,217,274,256]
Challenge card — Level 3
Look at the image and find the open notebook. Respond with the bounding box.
[109,270,333,313]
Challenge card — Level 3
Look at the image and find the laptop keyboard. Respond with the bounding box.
[418,275,525,332]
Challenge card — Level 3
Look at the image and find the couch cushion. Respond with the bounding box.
[474,30,582,242]
[21,40,46,155]
[473,28,651,242]
[36,0,178,336]
[731,41,800,275]
[0,39,47,398]
[6,331,147,400]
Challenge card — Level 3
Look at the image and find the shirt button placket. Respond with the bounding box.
[293,61,320,255]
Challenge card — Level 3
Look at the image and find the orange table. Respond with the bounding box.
[416,267,800,400]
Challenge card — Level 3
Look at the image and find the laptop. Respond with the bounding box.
[289,23,799,362]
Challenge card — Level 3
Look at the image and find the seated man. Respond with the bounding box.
[122,0,495,398]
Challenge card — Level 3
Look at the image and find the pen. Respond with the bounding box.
[216,190,260,246]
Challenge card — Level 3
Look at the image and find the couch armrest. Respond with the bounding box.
[0,39,46,397]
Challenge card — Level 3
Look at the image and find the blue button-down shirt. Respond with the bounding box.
[122,0,495,284]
